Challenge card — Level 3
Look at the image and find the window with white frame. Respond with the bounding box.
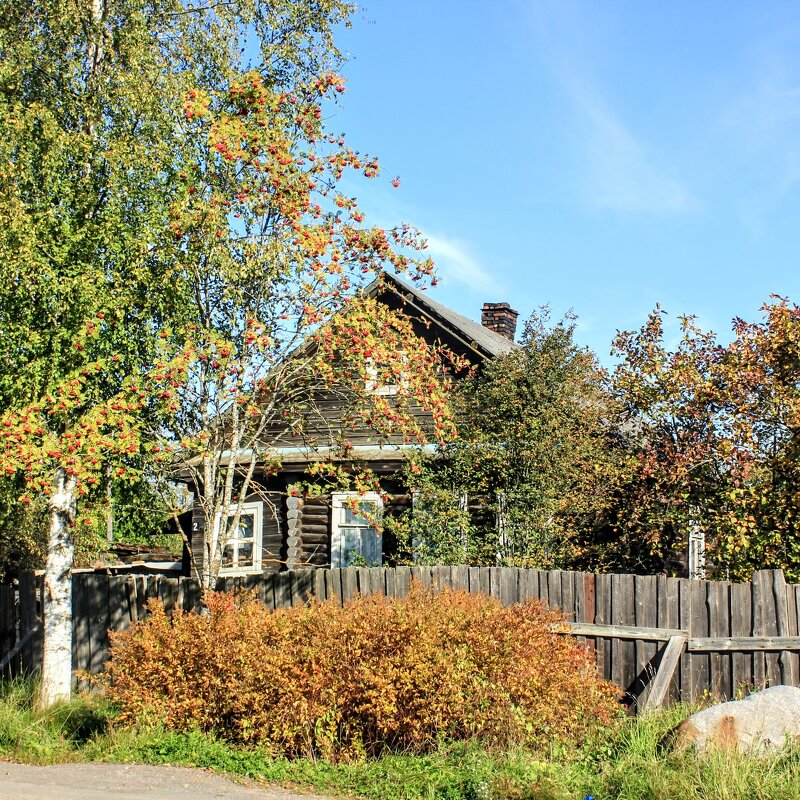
[365,354,408,396]
[331,493,383,567]
[220,502,262,574]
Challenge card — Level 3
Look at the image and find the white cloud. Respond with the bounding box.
[577,92,695,215]
[714,59,800,233]
[520,0,695,216]
[422,233,501,294]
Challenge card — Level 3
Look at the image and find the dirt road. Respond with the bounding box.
[0,762,343,800]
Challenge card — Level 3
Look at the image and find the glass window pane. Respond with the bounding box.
[233,514,254,541]
[343,501,378,526]
[222,544,235,569]
[238,542,253,567]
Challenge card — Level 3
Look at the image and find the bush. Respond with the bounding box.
[106,586,620,760]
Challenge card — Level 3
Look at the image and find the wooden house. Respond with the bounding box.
[187,272,518,577]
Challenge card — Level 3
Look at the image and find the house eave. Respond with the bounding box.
[182,443,439,470]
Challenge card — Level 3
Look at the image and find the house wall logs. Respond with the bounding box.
[3,568,799,710]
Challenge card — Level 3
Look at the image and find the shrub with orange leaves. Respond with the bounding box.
[106,586,621,760]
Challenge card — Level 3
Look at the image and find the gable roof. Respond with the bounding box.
[365,272,518,359]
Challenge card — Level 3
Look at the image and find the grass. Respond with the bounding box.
[0,679,109,763]
[1,680,800,799]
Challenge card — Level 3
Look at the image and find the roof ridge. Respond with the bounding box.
[374,271,518,357]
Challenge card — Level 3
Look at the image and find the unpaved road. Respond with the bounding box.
[0,762,343,800]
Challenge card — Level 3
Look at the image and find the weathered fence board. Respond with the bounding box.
[3,567,799,711]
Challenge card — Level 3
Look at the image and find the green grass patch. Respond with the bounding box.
[0,679,109,764]
[2,681,800,799]
[88,726,589,800]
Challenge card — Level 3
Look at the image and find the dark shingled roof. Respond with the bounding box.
[366,272,518,358]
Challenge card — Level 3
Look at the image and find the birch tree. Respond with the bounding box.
[0,0,355,704]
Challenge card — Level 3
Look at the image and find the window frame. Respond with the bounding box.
[364,354,409,396]
[330,492,383,568]
[219,501,263,575]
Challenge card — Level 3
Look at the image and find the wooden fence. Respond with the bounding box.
[2,567,799,710]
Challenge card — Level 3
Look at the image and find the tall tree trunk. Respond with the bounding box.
[38,467,76,708]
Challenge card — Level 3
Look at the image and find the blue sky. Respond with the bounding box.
[330,1,800,362]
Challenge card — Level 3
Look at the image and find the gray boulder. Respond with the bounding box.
[673,685,800,754]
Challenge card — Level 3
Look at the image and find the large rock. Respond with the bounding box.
[673,685,800,754]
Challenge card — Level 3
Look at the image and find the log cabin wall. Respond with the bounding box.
[298,495,331,568]
[261,490,285,573]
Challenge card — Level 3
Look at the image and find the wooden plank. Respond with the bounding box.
[519,568,539,603]
[258,573,275,610]
[71,573,90,679]
[273,571,293,609]
[565,623,687,640]
[85,574,110,675]
[383,567,397,598]
[690,579,709,703]
[241,574,262,601]
[611,573,636,703]
[595,573,612,684]
[574,573,586,626]
[33,576,43,671]
[642,635,687,713]
[547,570,563,611]
[431,566,451,591]
[145,576,161,614]
[410,566,432,590]
[158,577,179,615]
[730,581,753,696]
[108,575,136,631]
[689,636,800,651]
[634,575,658,708]
[487,567,500,602]
[354,568,370,596]
[394,566,411,599]
[535,570,549,605]
[0,585,15,676]
[18,572,38,675]
[477,567,491,598]
[183,577,202,612]
[369,567,386,596]
[678,579,693,703]
[124,575,138,623]
[291,569,313,606]
[313,569,327,602]
[451,565,468,592]
[772,570,796,686]
[0,629,35,674]
[789,584,800,683]
[656,575,680,702]
[325,569,343,606]
[752,570,775,687]
[561,571,576,621]
[499,568,517,606]
[577,572,594,654]
[707,581,731,700]
[795,586,800,639]
[341,567,359,602]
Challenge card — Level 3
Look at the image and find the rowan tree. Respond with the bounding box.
[151,69,459,590]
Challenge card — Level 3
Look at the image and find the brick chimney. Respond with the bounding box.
[481,302,519,341]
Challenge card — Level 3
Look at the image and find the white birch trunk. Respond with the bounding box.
[38,467,76,708]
